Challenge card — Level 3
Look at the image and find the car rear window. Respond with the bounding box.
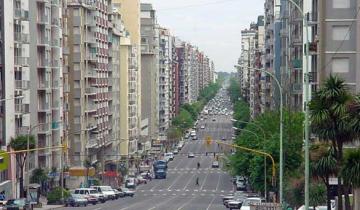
[74,190,80,194]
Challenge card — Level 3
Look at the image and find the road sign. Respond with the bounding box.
[0,151,9,171]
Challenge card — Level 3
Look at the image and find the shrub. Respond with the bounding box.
[47,187,70,204]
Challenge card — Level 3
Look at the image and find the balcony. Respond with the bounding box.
[85,18,96,27]
[85,68,97,78]
[38,37,50,46]
[38,124,50,134]
[292,83,303,93]
[14,57,29,66]
[37,14,49,24]
[50,0,59,5]
[38,59,50,68]
[85,53,97,62]
[292,59,302,69]
[51,39,60,47]
[85,87,97,95]
[16,126,30,136]
[14,32,30,43]
[86,103,97,113]
[51,18,60,27]
[38,103,50,112]
[15,104,29,114]
[86,138,98,149]
[14,9,29,20]
[52,80,60,88]
[38,81,50,89]
[15,80,30,90]
[52,59,60,68]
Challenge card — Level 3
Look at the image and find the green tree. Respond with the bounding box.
[309,182,327,209]
[172,108,194,130]
[10,135,36,198]
[341,149,360,210]
[233,100,250,129]
[310,144,337,210]
[30,167,48,184]
[229,111,304,196]
[309,75,360,210]
[227,77,241,103]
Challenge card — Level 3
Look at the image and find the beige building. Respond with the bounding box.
[114,0,142,156]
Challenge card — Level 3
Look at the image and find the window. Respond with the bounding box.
[333,0,350,8]
[332,57,349,73]
[332,26,350,40]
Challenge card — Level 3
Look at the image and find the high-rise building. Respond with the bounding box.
[114,0,142,156]
[67,0,113,176]
[140,3,159,141]
[158,28,172,135]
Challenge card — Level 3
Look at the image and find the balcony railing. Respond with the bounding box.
[15,80,30,90]
[14,57,29,66]
[292,83,303,93]
[15,104,29,113]
[38,81,50,89]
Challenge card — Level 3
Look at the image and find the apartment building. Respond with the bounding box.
[317,0,360,92]
[171,37,180,117]
[158,28,172,135]
[67,0,113,175]
[140,3,159,142]
[188,46,199,103]
[239,27,256,103]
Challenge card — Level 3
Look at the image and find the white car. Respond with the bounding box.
[164,152,174,161]
[240,197,263,210]
[200,125,205,129]
[91,186,116,200]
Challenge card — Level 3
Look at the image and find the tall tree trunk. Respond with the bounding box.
[326,181,332,210]
[344,184,351,210]
[354,188,360,210]
[20,167,24,198]
[337,142,344,210]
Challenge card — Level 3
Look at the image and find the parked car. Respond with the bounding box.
[3,199,32,210]
[200,125,205,129]
[164,152,174,161]
[173,149,179,154]
[119,187,135,197]
[91,186,116,200]
[212,161,219,168]
[112,189,124,199]
[188,153,195,158]
[236,181,246,191]
[65,194,88,207]
[240,197,263,210]
[227,198,242,209]
[74,188,105,204]
[125,178,136,189]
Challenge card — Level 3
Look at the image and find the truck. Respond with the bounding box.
[153,160,167,179]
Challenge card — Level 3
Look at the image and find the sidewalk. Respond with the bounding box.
[35,204,63,210]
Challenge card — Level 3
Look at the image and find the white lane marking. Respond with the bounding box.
[200,166,211,190]
[176,195,198,210]
[182,170,196,190]
[215,171,222,191]
[118,196,155,210]
[94,208,102,210]
[167,171,184,190]
[206,196,217,210]
[147,195,177,210]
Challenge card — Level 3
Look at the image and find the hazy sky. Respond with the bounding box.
[142,0,264,72]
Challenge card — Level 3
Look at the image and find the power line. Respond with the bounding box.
[157,0,239,11]
[319,6,360,73]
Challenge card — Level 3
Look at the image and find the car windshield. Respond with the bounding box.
[7,199,25,206]
[71,194,82,199]
[101,186,113,191]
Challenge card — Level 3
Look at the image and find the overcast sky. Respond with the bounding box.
[141,0,264,72]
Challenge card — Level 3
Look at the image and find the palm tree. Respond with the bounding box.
[341,149,360,210]
[311,143,337,210]
[309,75,358,210]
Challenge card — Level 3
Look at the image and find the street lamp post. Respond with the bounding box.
[237,65,283,203]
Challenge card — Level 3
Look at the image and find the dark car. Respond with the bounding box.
[3,199,32,210]
[65,194,88,207]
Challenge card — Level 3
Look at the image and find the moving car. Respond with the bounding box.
[221,137,226,141]
[200,125,205,129]
[3,199,32,210]
[173,149,179,154]
[136,175,148,184]
[192,135,198,140]
[65,194,88,207]
[212,118,216,121]
[119,187,135,197]
[188,153,195,158]
[91,186,116,200]
[212,161,219,168]
[164,152,174,161]
[112,189,125,198]
[125,178,137,189]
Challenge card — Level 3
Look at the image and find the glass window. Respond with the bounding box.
[332,57,349,73]
[333,0,350,8]
[332,26,350,40]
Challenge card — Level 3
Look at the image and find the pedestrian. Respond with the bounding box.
[197,162,200,169]
[195,177,199,186]
[213,152,216,158]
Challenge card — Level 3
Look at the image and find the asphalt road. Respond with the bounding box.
[59,95,235,210]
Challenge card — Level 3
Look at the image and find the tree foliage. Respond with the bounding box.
[341,149,360,187]
[233,100,250,128]
[229,111,304,193]
[172,108,194,131]
[30,168,48,184]
[227,77,242,103]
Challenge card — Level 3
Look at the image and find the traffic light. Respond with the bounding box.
[205,136,212,146]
